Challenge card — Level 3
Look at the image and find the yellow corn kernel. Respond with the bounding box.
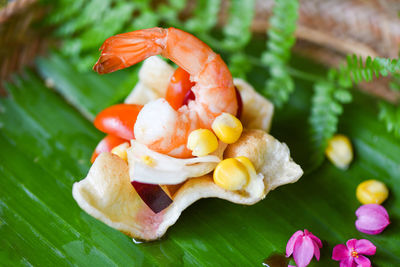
[325,134,353,169]
[235,156,256,177]
[111,142,130,161]
[213,158,249,191]
[356,179,389,205]
[187,129,218,157]
[212,113,243,144]
[141,155,155,167]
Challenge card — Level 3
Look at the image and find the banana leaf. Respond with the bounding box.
[0,50,399,266]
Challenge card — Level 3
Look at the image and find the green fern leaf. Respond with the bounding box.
[262,0,299,107]
[378,102,400,138]
[389,73,400,91]
[309,54,400,165]
[344,55,400,84]
[309,80,350,166]
[228,53,252,79]
[184,0,221,33]
[220,0,255,50]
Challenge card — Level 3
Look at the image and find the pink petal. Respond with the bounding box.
[340,257,357,267]
[354,255,371,267]
[312,239,320,260]
[355,204,390,235]
[356,204,389,219]
[288,265,296,267]
[355,239,376,256]
[286,230,303,257]
[293,236,314,267]
[346,239,357,250]
[303,229,322,249]
[332,244,350,261]
[307,232,323,248]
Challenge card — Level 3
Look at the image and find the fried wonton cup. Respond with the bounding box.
[73,56,303,241]
[73,129,302,240]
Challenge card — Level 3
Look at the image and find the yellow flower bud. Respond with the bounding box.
[325,134,353,169]
[356,179,389,205]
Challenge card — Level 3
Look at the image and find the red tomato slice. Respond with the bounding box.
[94,104,142,140]
[90,134,127,163]
[165,67,195,110]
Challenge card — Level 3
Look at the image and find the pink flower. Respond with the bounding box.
[355,204,390,235]
[286,229,322,267]
[332,239,376,267]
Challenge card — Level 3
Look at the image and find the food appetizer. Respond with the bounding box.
[72,27,303,241]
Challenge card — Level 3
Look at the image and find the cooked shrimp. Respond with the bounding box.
[94,27,237,158]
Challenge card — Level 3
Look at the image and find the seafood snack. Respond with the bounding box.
[72,27,303,241]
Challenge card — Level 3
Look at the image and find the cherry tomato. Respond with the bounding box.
[165,67,195,110]
[94,104,142,140]
[90,134,127,163]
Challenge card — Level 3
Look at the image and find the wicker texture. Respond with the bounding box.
[0,0,48,95]
[221,0,400,102]
[251,0,400,58]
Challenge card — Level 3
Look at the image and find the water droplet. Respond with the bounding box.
[132,238,143,244]
[45,78,55,89]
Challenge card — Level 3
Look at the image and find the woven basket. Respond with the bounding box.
[1,0,399,101]
[0,0,49,95]
[247,0,400,103]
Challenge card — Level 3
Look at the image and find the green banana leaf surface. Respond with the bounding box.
[0,50,399,266]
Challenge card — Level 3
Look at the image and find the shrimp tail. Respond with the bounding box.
[93,28,167,74]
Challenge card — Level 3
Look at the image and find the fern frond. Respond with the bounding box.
[46,0,159,71]
[309,74,353,165]
[228,53,252,79]
[184,0,221,33]
[378,102,400,138]
[54,0,113,38]
[389,73,400,92]
[309,55,400,165]
[157,0,186,25]
[262,0,299,107]
[344,55,400,84]
[192,0,255,78]
[44,0,86,25]
[195,0,255,53]
[220,0,255,50]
